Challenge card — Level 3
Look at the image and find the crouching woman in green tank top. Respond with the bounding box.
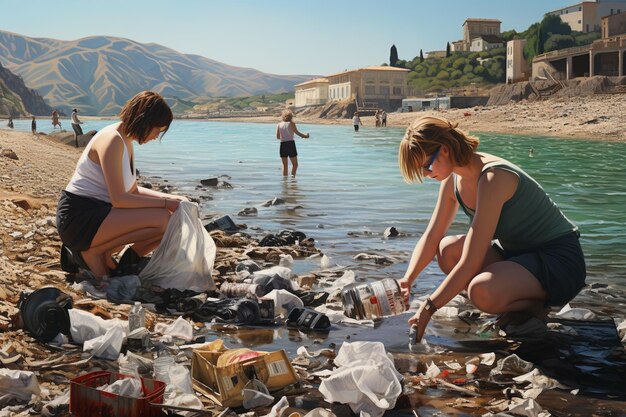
[398,115,586,342]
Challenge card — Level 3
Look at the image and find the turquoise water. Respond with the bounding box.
[8,118,626,307]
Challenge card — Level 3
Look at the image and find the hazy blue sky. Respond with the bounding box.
[1,0,576,76]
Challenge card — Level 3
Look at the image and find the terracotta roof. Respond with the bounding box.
[326,66,410,78]
[463,18,502,24]
[294,77,329,87]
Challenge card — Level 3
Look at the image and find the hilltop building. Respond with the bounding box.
[470,35,505,52]
[452,18,502,52]
[294,66,410,110]
[546,0,626,33]
[532,11,626,79]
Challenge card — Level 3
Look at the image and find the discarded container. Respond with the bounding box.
[409,324,418,345]
[220,282,263,298]
[128,302,146,332]
[69,371,165,417]
[191,342,298,407]
[341,278,406,320]
[286,307,331,331]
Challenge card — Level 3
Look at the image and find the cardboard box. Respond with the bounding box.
[191,343,298,407]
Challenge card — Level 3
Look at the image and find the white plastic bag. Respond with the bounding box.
[140,202,216,292]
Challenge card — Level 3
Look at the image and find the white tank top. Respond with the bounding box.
[277,121,294,142]
[65,123,136,202]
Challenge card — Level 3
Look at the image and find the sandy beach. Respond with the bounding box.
[1,95,626,415]
[212,94,626,142]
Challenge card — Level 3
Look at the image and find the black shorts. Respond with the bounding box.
[494,231,586,306]
[72,123,83,136]
[280,140,297,158]
[56,190,112,251]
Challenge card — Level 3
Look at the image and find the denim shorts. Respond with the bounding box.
[494,231,586,306]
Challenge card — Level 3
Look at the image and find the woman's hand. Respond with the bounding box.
[398,277,412,305]
[407,301,432,343]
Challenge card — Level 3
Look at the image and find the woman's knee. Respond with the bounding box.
[437,235,465,274]
[467,275,501,313]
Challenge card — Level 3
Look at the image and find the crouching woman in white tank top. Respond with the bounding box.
[56,91,187,281]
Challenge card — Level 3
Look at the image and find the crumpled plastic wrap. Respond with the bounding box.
[318,341,402,417]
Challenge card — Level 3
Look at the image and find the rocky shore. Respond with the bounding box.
[1,115,626,416]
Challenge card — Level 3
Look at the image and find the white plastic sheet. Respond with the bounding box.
[69,309,128,359]
[155,316,193,342]
[263,289,304,318]
[318,342,402,417]
[83,325,125,360]
[140,202,216,292]
[556,304,596,320]
[0,369,41,405]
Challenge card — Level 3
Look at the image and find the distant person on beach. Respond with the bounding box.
[352,112,362,132]
[398,115,585,342]
[381,110,387,127]
[31,116,36,135]
[375,110,381,128]
[71,108,83,147]
[52,110,61,129]
[56,91,186,281]
[7,117,13,129]
[276,109,309,177]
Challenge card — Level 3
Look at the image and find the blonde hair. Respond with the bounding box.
[398,115,479,183]
[281,109,294,122]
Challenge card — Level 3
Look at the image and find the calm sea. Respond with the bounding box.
[10,118,626,309]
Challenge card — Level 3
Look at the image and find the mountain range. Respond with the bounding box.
[0,30,314,115]
[0,61,52,117]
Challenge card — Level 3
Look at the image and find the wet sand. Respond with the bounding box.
[1,125,626,416]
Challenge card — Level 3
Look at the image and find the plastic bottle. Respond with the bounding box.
[341,278,406,320]
[128,302,146,332]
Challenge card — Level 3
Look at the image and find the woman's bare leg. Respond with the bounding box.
[80,207,170,277]
[281,157,289,176]
[437,234,548,314]
[289,156,298,176]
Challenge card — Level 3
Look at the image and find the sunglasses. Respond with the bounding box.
[422,147,441,173]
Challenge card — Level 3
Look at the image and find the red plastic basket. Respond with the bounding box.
[70,371,166,417]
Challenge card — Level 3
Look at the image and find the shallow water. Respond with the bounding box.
[11,118,626,401]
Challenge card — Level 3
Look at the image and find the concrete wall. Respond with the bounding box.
[507,39,529,83]
[603,11,626,37]
[450,96,489,108]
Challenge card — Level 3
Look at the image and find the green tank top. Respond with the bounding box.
[454,161,577,252]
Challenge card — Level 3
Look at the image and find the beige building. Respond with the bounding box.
[295,66,409,109]
[506,39,530,83]
[547,0,626,33]
[453,18,502,52]
[602,10,626,36]
[294,78,329,107]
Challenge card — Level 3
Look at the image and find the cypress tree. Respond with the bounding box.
[446,42,451,57]
[390,44,398,67]
[419,49,424,63]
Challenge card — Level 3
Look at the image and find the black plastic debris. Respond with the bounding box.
[204,215,240,234]
[18,287,73,343]
[287,307,331,331]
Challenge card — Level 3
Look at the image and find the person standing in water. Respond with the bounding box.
[276,110,309,177]
[31,116,37,135]
[353,112,362,132]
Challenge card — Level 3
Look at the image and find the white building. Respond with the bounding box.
[470,35,504,52]
[506,39,529,83]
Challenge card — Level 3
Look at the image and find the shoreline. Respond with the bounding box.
[203,93,626,142]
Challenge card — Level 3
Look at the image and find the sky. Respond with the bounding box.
[1,0,578,76]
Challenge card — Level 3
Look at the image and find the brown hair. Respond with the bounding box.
[398,115,479,183]
[119,91,173,144]
[281,109,294,122]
